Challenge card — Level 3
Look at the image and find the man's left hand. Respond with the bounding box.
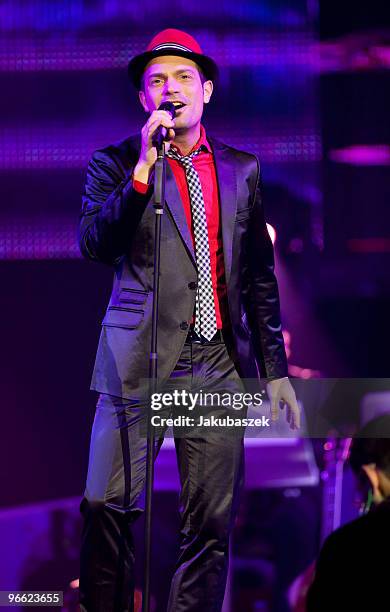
[266,377,301,430]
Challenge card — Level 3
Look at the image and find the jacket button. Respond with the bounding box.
[180,321,189,330]
[188,281,197,290]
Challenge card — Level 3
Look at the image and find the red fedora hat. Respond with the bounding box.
[128,28,218,89]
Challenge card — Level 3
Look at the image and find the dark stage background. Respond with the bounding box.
[0,0,389,610]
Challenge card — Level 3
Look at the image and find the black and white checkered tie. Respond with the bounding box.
[167,145,218,340]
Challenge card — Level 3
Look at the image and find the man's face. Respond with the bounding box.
[139,55,213,132]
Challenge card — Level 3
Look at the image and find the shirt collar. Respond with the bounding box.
[171,124,212,156]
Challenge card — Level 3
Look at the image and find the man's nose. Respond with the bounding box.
[163,77,181,94]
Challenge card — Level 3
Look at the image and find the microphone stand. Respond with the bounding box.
[142,136,166,612]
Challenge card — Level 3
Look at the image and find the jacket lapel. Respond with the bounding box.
[209,137,237,288]
[164,162,196,265]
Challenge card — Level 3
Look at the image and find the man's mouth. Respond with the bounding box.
[171,102,187,112]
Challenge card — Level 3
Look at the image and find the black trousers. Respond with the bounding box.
[79,335,246,612]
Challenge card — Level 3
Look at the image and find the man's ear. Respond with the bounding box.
[139,90,148,112]
[203,80,213,105]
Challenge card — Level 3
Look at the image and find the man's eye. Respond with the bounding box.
[151,79,163,85]
[181,74,191,79]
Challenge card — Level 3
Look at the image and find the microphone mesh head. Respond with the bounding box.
[158,101,176,118]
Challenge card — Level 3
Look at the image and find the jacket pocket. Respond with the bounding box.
[119,287,148,306]
[102,306,144,329]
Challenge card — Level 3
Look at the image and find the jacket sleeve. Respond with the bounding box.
[78,148,152,265]
[247,156,288,380]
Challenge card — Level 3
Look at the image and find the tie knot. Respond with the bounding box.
[167,146,204,169]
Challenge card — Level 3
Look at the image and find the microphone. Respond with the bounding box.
[152,101,176,150]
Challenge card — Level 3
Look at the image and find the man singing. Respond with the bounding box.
[78,28,300,612]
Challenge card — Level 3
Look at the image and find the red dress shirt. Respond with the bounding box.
[133,125,228,329]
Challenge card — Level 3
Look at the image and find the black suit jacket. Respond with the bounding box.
[78,134,288,399]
